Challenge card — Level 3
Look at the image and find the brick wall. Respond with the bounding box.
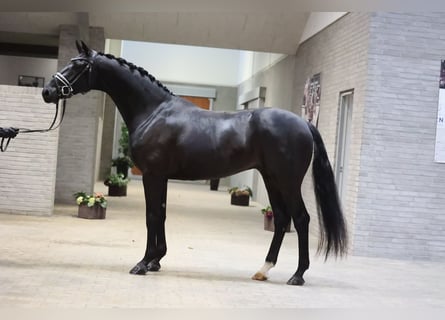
[355,13,445,260]
[0,85,59,215]
[294,13,370,250]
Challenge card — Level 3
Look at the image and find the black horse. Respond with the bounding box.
[42,41,347,285]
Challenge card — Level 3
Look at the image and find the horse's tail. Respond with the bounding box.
[307,122,348,259]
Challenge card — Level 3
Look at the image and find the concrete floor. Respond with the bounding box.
[0,180,444,308]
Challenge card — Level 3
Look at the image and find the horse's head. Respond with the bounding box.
[42,40,96,104]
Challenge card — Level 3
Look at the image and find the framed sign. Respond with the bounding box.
[18,75,45,88]
[301,73,321,126]
[434,60,445,163]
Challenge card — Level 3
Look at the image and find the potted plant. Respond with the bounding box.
[104,173,129,196]
[261,205,291,232]
[111,123,133,179]
[74,192,107,219]
[228,186,252,206]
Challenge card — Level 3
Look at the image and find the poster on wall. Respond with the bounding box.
[301,73,321,127]
[434,60,445,163]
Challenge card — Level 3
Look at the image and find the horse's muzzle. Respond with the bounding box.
[41,86,58,104]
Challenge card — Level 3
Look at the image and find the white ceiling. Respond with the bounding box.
[0,11,310,54]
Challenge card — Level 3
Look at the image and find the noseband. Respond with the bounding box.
[53,57,92,98]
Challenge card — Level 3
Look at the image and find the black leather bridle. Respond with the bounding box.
[53,57,92,99]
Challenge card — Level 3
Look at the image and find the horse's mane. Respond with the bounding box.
[98,52,174,96]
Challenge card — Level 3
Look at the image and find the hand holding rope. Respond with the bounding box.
[0,99,66,152]
[0,127,19,152]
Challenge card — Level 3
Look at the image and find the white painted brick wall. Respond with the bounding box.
[0,85,59,215]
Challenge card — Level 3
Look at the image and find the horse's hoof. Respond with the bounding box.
[252,272,268,281]
[129,261,148,275]
[147,259,161,272]
[287,275,305,286]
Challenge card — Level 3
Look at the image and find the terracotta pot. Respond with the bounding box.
[78,204,106,219]
[231,193,250,206]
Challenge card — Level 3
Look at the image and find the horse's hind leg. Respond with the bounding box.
[287,193,310,285]
[130,175,168,275]
[252,178,291,281]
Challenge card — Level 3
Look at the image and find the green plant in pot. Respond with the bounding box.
[228,186,252,206]
[104,173,129,197]
[111,123,134,179]
[74,191,107,219]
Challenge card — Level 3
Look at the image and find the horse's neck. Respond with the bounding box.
[92,56,172,131]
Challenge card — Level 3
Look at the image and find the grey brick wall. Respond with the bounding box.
[0,85,59,215]
[355,12,445,260]
[292,13,370,246]
[55,25,105,203]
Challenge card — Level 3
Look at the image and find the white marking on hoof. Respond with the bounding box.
[252,262,274,281]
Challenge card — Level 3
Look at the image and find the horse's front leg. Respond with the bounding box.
[130,174,168,275]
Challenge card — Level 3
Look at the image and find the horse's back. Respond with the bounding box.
[131,102,313,181]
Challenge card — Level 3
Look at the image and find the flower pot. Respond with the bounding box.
[78,204,106,219]
[264,216,292,232]
[210,179,220,191]
[108,185,127,197]
[231,193,250,206]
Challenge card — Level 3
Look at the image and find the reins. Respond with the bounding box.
[0,99,66,152]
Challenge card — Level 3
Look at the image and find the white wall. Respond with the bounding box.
[122,40,287,89]
[121,40,242,87]
[0,55,57,86]
[237,51,286,84]
[0,85,59,215]
[299,12,347,43]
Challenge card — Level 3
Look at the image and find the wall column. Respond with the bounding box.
[55,25,105,203]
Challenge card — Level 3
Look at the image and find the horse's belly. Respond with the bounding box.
[170,153,255,180]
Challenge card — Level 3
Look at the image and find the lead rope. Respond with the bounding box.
[0,99,66,152]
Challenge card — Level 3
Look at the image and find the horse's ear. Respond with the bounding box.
[80,40,92,56]
[75,40,82,54]
[75,40,91,55]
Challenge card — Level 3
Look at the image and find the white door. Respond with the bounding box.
[335,91,354,202]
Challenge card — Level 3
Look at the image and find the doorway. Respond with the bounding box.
[335,90,354,202]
